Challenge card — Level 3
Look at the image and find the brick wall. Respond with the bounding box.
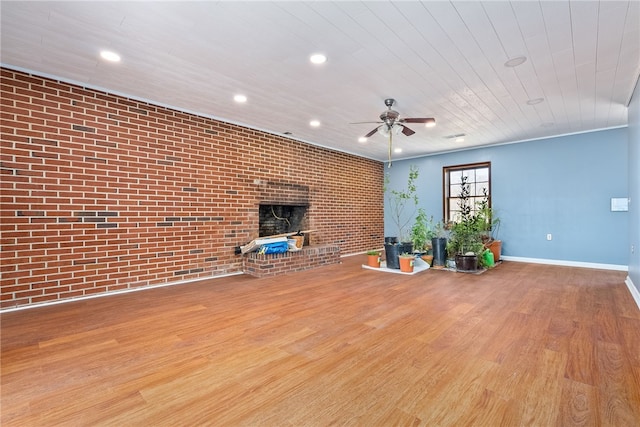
[0,68,384,309]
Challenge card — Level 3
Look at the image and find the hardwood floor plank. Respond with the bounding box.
[558,378,600,427]
[545,315,577,354]
[518,349,566,426]
[594,341,640,425]
[565,320,598,386]
[371,406,422,426]
[414,357,502,426]
[618,316,640,368]
[445,387,512,427]
[1,258,638,426]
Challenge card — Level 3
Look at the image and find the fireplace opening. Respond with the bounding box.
[259,204,308,237]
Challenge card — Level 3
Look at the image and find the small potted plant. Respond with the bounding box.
[431,220,448,268]
[366,250,381,268]
[476,192,502,262]
[411,208,435,265]
[398,252,415,273]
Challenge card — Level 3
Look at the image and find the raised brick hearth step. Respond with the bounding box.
[242,245,341,278]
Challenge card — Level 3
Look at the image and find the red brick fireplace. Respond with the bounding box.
[242,179,341,277]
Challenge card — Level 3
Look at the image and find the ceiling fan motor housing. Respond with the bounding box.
[380,109,399,126]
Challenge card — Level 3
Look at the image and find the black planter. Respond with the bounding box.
[384,243,400,269]
[431,237,447,267]
[384,238,413,269]
[398,241,413,255]
[455,254,478,272]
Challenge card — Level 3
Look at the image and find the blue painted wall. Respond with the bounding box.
[384,127,629,266]
[628,79,640,291]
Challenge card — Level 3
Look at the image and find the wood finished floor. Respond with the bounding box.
[2,257,639,426]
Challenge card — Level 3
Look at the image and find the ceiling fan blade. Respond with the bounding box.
[364,127,379,138]
[400,125,415,136]
[350,121,382,125]
[401,117,435,124]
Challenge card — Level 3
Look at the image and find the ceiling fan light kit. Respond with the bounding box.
[352,98,436,167]
[379,124,402,137]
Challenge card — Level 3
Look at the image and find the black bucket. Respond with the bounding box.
[431,237,447,267]
[384,243,400,269]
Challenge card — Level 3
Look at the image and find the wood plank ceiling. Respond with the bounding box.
[1,1,639,161]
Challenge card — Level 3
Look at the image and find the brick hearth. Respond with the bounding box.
[242,245,341,278]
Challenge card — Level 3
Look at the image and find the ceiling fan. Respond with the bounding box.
[352,98,435,167]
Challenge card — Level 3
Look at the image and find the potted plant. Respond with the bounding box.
[366,250,381,268]
[449,220,484,271]
[445,239,457,269]
[384,165,419,269]
[431,220,448,268]
[476,193,502,262]
[398,252,415,273]
[411,208,435,265]
[447,176,485,272]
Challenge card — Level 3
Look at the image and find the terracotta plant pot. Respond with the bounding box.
[485,240,501,262]
[421,254,434,266]
[399,255,415,273]
[367,253,381,268]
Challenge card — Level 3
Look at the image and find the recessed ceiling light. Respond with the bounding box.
[394,148,403,153]
[504,56,527,67]
[526,98,544,105]
[310,53,327,64]
[358,137,367,143]
[309,120,320,127]
[233,94,247,103]
[455,137,465,143]
[100,50,121,62]
[425,118,436,128]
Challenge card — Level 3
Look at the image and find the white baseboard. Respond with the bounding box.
[501,256,628,272]
[0,271,244,313]
[626,276,640,311]
[343,249,384,258]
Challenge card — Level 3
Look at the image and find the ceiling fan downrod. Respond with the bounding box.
[388,132,393,168]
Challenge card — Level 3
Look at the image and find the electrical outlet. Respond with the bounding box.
[632,245,635,254]
[546,234,552,241]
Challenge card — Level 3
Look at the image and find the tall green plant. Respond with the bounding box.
[476,187,500,242]
[384,165,419,242]
[448,175,484,255]
[410,208,435,252]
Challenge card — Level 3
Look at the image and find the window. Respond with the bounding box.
[443,162,491,223]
